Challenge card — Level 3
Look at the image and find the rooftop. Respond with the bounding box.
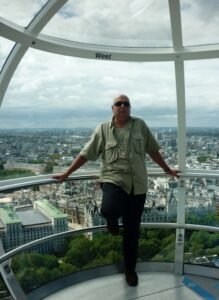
[16,209,50,226]
[0,204,21,225]
[0,200,66,227]
[34,199,67,219]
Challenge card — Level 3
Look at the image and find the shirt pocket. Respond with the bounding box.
[103,142,118,163]
[133,134,145,154]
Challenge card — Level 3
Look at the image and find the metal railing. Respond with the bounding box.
[0,223,218,300]
[0,169,218,299]
[1,168,218,192]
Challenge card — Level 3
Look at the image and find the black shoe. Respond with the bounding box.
[125,270,138,286]
[106,219,119,236]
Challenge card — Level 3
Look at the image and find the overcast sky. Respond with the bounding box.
[0,0,218,129]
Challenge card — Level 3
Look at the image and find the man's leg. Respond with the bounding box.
[100,183,124,235]
[122,192,146,285]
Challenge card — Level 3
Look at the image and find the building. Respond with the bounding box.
[3,160,46,175]
[0,200,68,253]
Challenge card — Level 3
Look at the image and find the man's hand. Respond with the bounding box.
[149,151,181,179]
[52,155,87,182]
[52,173,68,182]
[164,168,180,178]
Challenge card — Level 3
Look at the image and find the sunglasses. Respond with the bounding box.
[114,101,130,107]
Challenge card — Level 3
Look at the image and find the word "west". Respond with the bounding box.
[95,52,112,60]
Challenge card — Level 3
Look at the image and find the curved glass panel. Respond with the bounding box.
[0,48,176,129]
[0,48,176,179]
[42,0,172,47]
[11,233,122,293]
[0,177,176,293]
[1,179,218,297]
[140,228,175,262]
[185,127,219,171]
[185,59,219,170]
[0,274,10,298]
[185,177,218,227]
[181,0,219,46]
[0,0,47,27]
[9,230,175,294]
[1,179,178,230]
[0,37,15,71]
[185,59,219,127]
[143,176,178,223]
[184,230,219,268]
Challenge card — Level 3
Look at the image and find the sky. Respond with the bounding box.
[0,0,219,129]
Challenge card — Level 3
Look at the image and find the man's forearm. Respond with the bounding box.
[149,151,170,172]
[52,155,87,181]
[65,155,87,176]
[149,151,180,178]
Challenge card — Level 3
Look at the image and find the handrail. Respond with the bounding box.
[0,223,218,264]
[0,171,99,192]
[0,175,218,298]
[0,169,219,192]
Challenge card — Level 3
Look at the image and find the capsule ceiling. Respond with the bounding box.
[1,0,219,47]
[0,0,219,129]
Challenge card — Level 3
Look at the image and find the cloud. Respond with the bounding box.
[1,46,218,128]
[41,0,172,47]
[181,0,219,45]
[0,0,48,26]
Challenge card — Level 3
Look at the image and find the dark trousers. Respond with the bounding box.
[100,182,146,272]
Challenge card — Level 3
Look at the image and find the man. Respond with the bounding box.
[53,95,180,286]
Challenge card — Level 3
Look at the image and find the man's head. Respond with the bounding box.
[112,94,131,124]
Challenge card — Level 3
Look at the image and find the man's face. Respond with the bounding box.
[112,96,131,121]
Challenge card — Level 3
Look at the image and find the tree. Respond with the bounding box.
[197,155,207,163]
[138,238,160,260]
[0,169,36,180]
[64,236,94,268]
[17,267,40,292]
[59,262,76,274]
[44,162,54,173]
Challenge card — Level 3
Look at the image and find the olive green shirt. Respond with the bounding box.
[79,116,160,195]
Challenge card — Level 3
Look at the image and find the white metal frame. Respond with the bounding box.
[0,223,218,300]
[1,0,219,107]
[0,0,68,107]
[0,0,219,280]
[169,0,186,274]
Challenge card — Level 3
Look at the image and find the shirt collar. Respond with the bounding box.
[110,116,137,129]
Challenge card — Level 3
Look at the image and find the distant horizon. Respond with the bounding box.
[0,126,219,131]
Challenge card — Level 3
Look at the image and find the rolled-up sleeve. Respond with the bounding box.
[79,124,103,161]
